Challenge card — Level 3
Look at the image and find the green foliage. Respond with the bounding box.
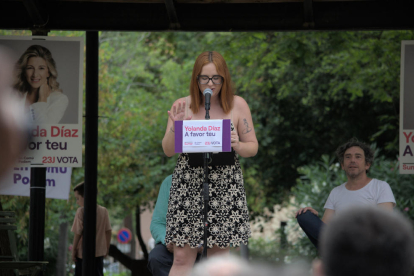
[227,31,413,211]
[248,238,315,268]
[247,236,288,265]
[104,272,131,276]
[96,32,183,214]
[293,155,346,211]
[1,195,77,275]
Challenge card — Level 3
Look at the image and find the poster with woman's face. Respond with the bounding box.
[400,41,414,174]
[0,36,83,167]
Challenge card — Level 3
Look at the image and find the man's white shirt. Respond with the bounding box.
[324,179,396,213]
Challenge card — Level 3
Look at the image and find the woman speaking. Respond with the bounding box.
[14,45,68,124]
[162,51,258,276]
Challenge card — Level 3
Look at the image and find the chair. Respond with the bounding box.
[0,211,48,276]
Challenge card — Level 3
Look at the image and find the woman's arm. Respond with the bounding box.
[30,91,68,123]
[162,98,191,157]
[232,96,258,158]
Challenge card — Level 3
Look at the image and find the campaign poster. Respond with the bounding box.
[0,36,83,167]
[0,167,72,200]
[400,41,414,174]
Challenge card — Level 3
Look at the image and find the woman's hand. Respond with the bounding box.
[163,99,192,156]
[168,101,191,121]
[166,243,174,253]
[38,82,51,102]
[231,131,240,150]
[167,101,192,132]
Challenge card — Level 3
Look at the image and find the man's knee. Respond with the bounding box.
[297,210,317,226]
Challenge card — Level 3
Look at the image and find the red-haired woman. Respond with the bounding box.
[162,51,258,276]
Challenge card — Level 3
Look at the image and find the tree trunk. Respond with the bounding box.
[123,214,136,259]
[135,205,148,260]
[55,217,68,276]
[108,245,151,276]
[108,204,151,276]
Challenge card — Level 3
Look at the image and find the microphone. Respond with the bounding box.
[203,88,212,111]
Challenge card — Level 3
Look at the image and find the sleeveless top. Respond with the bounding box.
[164,97,251,248]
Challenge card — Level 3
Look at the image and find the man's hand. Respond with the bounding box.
[71,251,77,263]
[295,207,318,218]
[166,243,174,253]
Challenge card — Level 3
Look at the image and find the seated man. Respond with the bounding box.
[148,175,201,276]
[313,206,414,276]
[148,175,174,276]
[295,139,396,248]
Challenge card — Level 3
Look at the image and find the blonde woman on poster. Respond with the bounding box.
[14,45,68,124]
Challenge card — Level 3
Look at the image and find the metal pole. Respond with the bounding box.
[240,243,249,260]
[28,167,46,262]
[28,30,48,275]
[201,99,211,259]
[83,31,99,275]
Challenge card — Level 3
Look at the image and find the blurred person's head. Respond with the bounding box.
[237,261,308,276]
[188,255,250,276]
[14,45,61,95]
[190,254,308,276]
[0,46,15,91]
[0,46,28,178]
[313,206,414,276]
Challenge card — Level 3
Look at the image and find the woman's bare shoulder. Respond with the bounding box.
[233,95,250,110]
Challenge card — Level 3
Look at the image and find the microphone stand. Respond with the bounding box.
[202,101,210,259]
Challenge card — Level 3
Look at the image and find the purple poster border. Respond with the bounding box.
[175,121,183,153]
[222,119,231,152]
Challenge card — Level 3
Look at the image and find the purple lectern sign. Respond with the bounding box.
[175,119,231,153]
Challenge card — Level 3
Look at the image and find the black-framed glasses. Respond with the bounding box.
[197,75,223,85]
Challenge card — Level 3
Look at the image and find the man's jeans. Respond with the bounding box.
[148,243,173,276]
[147,243,202,276]
[296,210,325,248]
[74,256,104,276]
